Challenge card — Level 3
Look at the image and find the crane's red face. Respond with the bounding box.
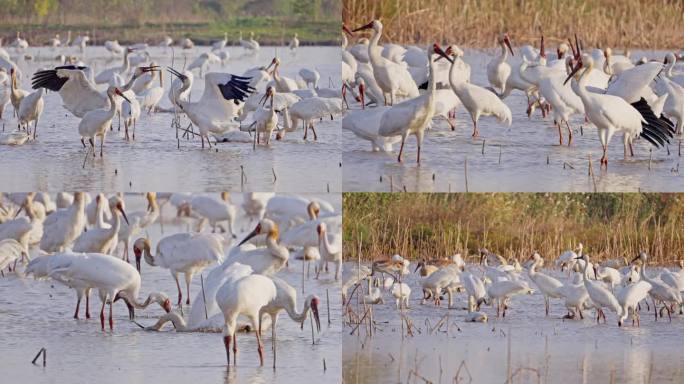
[503,34,514,56]
[311,297,321,332]
[162,298,172,313]
[116,202,130,225]
[434,44,453,64]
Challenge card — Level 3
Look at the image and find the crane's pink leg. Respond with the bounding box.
[255,329,264,366]
[86,295,91,319]
[472,118,479,138]
[310,123,318,141]
[174,275,182,306]
[100,301,106,331]
[272,317,277,369]
[133,119,136,140]
[185,275,191,305]
[201,135,205,149]
[565,121,573,145]
[629,143,634,157]
[417,144,421,164]
[397,137,405,163]
[89,138,96,157]
[233,331,237,365]
[74,297,81,319]
[81,138,86,148]
[223,335,231,365]
[109,301,114,330]
[557,122,563,145]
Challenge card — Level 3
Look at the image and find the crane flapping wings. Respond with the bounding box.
[31,65,88,91]
[217,75,255,105]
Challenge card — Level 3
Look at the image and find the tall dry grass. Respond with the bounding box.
[343,0,684,49]
[343,193,684,265]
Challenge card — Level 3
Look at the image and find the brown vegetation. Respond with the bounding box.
[343,193,684,265]
[343,0,684,49]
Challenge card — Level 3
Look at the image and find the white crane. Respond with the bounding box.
[104,40,124,56]
[190,192,237,237]
[48,252,170,329]
[343,105,400,151]
[94,48,135,85]
[264,196,334,230]
[238,32,260,53]
[9,67,28,119]
[48,34,61,48]
[279,96,335,141]
[267,57,299,92]
[487,279,534,317]
[39,192,86,252]
[461,270,487,312]
[86,193,112,228]
[241,192,273,223]
[188,51,220,78]
[438,45,512,138]
[0,193,43,253]
[576,254,621,323]
[617,281,652,327]
[420,264,462,307]
[564,54,674,168]
[657,53,684,134]
[631,252,682,321]
[17,87,44,140]
[216,264,274,366]
[166,67,254,148]
[288,33,299,51]
[180,38,194,50]
[487,33,514,95]
[298,68,319,89]
[259,277,320,368]
[212,32,228,51]
[31,65,155,118]
[527,252,564,316]
[73,198,128,254]
[78,86,130,157]
[0,239,24,275]
[352,20,418,105]
[316,222,341,280]
[135,232,224,305]
[250,86,278,145]
[167,69,193,110]
[117,192,159,263]
[377,43,439,163]
[225,219,289,275]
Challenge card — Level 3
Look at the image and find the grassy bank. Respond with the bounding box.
[343,193,684,265]
[0,18,339,46]
[343,0,684,49]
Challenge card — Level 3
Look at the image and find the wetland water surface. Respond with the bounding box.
[0,46,341,192]
[342,49,684,192]
[0,194,342,384]
[343,263,684,383]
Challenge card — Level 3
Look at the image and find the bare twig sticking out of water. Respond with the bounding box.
[506,326,512,381]
[390,175,394,192]
[546,155,550,165]
[327,182,330,193]
[453,360,473,383]
[648,149,653,171]
[498,145,502,164]
[326,289,331,326]
[272,168,277,183]
[563,162,575,170]
[679,140,682,156]
[310,313,315,345]
[464,157,469,192]
[31,348,46,367]
[82,146,92,169]
[588,154,597,192]
[240,166,246,189]
[481,140,486,155]
[349,308,370,335]
[323,358,326,372]
[201,274,208,320]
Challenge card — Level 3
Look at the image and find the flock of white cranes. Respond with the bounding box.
[0,192,341,367]
[347,246,684,328]
[342,20,683,168]
[0,31,343,155]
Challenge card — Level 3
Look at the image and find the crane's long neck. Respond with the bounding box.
[367,27,383,66]
[148,312,188,331]
[120,72,139,92]
[121,291,160,309]
[499,41,509,62]
[448,57,466,93]
[283,297,311,324]
[319,231,334,254]
[109,210,122,236]
[267,233,288,262]
[122,51,130,74]
[426,51,437,101]
[105,92,118,118]
[175,78,193,107]
[342,34,348,49]
[575,67,592,103]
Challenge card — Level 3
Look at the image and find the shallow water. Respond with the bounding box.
[0,46,341,192]
[0,193,342,384]
[343,262,684,383]
[343,49,684,192]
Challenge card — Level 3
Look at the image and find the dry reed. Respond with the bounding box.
[343,193,684,265]
[343,0,684,49]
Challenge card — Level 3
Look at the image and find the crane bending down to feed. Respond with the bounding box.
[166,67,255,148]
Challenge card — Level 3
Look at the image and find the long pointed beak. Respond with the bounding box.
[312,306,321,332]
[342,25,354,37]
[352,22,374,33]
[119,207,130,225]
[434,44,453,64]
[629,255,640,265]
[238,227,259,246]
[166,67,184,80]
[504,36,514,56]
[563,61,582,85]
[13,204,24,219]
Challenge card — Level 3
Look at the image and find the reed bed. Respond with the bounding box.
[343,193,684,265]
[343,0,684,49]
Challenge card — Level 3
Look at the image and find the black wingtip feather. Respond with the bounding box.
[631,98,674,148]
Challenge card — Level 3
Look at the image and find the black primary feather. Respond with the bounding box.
[31,65,88,92]
[631,98,675,148]
[218,75,255,105]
